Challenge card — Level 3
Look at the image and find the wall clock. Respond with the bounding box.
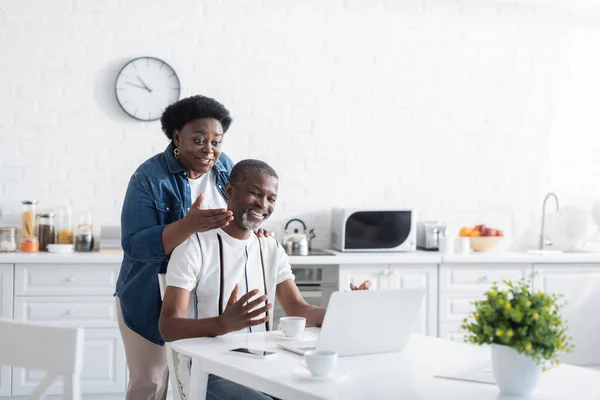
[115,56,181,121]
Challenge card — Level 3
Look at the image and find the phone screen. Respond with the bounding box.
[230,347,276,357]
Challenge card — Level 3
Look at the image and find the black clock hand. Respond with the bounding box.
[124,81,149,90]
[137,76,153,93]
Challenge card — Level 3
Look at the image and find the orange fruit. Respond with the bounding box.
[459,227,473,237]
[470,230,481,237]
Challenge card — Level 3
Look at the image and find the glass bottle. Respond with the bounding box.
[21,200,38,238]
[37,213,56,252]
[57,203,74,244]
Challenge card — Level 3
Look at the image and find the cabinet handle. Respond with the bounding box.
[66,277,76,283]
[528,271,540,278]
[65,309,75,316]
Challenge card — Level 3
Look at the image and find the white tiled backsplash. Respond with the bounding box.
[2,0,600,249]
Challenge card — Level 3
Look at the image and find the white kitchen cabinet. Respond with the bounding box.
[11,328,126,396]
[5,262,126,397]
[438,264,532,339]
[339,264,438,336]
[0,264,13,396]
[532,264,600,366]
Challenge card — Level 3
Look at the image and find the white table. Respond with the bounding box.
[171,328,600,400]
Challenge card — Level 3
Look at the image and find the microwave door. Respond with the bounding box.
[345,211,411,250]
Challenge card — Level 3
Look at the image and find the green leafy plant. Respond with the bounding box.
[461,279,573,369]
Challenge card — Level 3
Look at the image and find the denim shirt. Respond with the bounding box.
[115,142,233,345]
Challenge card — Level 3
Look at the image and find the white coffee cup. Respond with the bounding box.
[438,236,454,254]
[456,237,471,254]
[278,316,306,338]
[300,350,338,378]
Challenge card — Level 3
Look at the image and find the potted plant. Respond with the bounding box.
[461,279,573,396]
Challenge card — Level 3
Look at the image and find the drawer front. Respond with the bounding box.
[439,293,484,322]
[12,328,126,395]
[14,296,117,328]
[440,265,530,292]
[15,264,119,296]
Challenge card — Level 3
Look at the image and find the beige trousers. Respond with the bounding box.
[116,297,169,400]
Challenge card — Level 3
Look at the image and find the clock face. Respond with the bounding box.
[115,57,181,121]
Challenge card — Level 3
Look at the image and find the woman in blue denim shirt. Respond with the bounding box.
[115,95,241,400]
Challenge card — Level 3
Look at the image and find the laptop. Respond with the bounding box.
[277,288,425,357]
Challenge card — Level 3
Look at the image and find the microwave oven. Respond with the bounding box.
[331,208,416,252]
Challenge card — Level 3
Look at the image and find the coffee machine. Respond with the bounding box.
[416,221,447,251]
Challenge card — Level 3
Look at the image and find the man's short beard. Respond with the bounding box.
[241,211,261,230]
[240,206,270,231]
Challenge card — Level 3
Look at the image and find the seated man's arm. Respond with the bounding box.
[159,286,225,342]
[275,278,371,328]
[160,285,272,342]
[276,279,326,327]
[272,238,371,327]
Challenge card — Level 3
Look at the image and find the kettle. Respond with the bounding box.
[282,218,309,255]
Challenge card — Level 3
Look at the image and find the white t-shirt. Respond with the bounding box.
[188,169,227,210]
[166,228,295,333]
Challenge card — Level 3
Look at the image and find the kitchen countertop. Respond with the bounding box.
[441,250,600,264]
[2,249,600,264]
[0,250,442,265]
[0,251,126,264]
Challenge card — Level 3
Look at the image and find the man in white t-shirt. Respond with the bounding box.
[160,159,370,399]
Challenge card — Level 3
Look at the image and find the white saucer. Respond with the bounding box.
[292,368,347,382]
[270,331,316,341]
[47,244,74,253]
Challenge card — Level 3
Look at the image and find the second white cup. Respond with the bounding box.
[278,316,306,338]
[300,350,338,378]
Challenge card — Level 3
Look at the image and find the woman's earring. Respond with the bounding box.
[174,148,180,159]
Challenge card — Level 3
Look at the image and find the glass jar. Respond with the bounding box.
[21,200,38,238]
[37,213,56,252]
[20,236,39,253]
[57,204,74,244]
[0,227,18,253]
[75,226,94,252]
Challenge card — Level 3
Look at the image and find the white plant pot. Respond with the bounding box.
[491,344,541,397]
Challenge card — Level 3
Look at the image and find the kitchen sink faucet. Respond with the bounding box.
[540,192,559,250]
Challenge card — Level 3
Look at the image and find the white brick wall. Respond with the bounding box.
[1,0,600,249]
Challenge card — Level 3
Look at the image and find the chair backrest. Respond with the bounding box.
[158,274,185,400]
[0,320,84,400]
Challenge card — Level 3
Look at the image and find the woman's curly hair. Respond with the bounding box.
[160,95,233,140]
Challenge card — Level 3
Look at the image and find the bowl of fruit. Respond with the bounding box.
[459,224,504,252]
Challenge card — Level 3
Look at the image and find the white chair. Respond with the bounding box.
[158,273,185,400]
[0,320,84,400]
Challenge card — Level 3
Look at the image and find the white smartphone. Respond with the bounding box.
[229,347,278,359]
